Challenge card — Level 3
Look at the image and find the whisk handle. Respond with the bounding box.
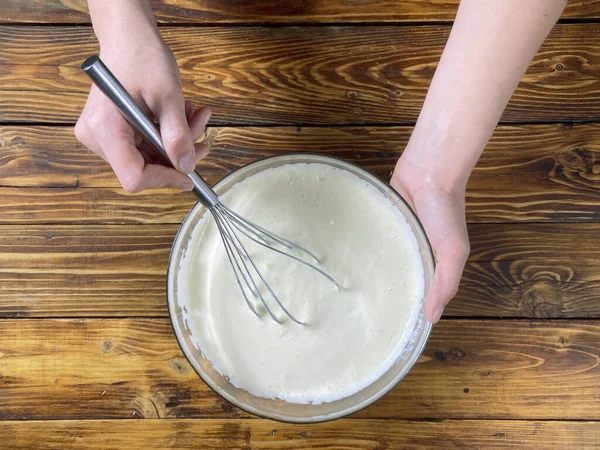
[81,55,218,208]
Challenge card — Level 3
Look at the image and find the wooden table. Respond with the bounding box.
[2,1,600,448]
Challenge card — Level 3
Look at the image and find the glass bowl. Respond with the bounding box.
[167,153,434,423]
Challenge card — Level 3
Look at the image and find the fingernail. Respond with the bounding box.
[179,153,196,174]
[432,305,445,323]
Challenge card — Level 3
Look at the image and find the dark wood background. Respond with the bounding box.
[1,1,600,448]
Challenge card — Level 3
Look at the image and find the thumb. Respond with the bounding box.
[426,240,470,324]
[155,94,196,174]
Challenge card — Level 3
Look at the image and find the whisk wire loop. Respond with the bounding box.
[218,205,341,289]
[213,204,308,326]
[211,210,261,319]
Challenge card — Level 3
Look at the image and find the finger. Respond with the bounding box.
[140,164,194,191]
[189,106,212,142]
[108,140,193,192]
[426,240,470,324]
[96,112,192,192]
[92,111,143,190]
[136,104,210,164]
[86,139,109,163]
[75,123,108,163]
[151,90,196,174]
[195,142,211,162]
[75,92,109,164]
[185,100,195,122]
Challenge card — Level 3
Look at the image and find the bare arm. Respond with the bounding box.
[392,0,567,323]
[88,0,158,45]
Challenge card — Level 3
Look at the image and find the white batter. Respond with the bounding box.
[178,162,424,404]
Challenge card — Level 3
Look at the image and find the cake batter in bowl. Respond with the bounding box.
[167,154,434,423]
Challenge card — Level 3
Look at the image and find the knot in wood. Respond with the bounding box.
[555,148,600,184]
[100,340,113,353]
[523,280,563,318]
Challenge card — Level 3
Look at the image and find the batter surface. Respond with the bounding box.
[178,162,424,404]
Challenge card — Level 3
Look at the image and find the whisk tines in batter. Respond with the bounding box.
[210,202,340,325]
[81,55,340,326]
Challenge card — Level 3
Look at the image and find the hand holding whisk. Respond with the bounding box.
[81,55,340,325]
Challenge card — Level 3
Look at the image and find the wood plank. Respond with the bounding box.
[4,123,600,189]
[1,25,599,124]
[453,223,600,318]
[2,223,600,319]
[0,126,109,188]
[1,419,599,449]
[0,225,178,317]
[1,319,600,420]
[3,180,600,223]
[1,0,598,24]
[2,123,600,223]
[0,186,195,225]
[3,0,600,25]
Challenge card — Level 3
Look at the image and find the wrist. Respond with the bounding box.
[392,157,466,210]
[89,0,161,48]
[394,129,471,198]
[96,22,161,50]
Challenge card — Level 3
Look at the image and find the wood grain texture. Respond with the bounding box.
[1,0,598,24]
[1,25,600,124]
[452,223,600,319]
[1,419,599,449]
[4,181,600,224]
[0,124,600,224]
[0,225,178,317]
[1,319,599,421]
[2,1,598,443]
[2,123,600,223]
[2,223,600,319]
[0,186,195,224]
[4,123,600,187]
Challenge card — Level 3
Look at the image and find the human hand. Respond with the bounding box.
[383,0,564,326]
[391,160,470,324]
[76,26,211,192]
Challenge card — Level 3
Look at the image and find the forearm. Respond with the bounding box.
[398,0,566,191]
[88,0,159,46]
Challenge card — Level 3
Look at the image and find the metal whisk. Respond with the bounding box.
[82,56,339,325]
